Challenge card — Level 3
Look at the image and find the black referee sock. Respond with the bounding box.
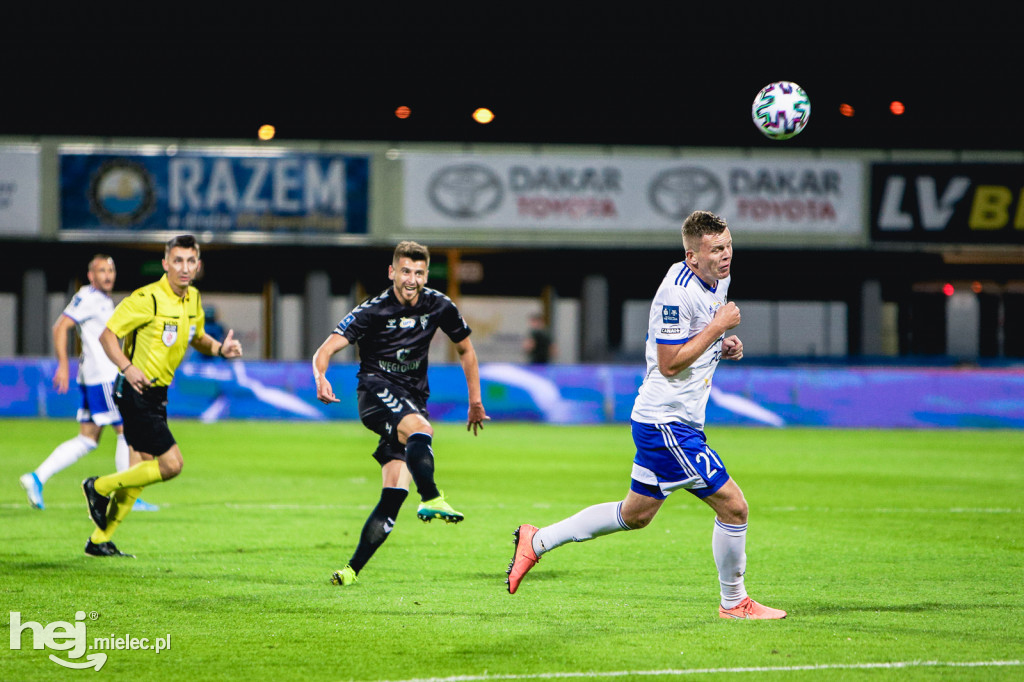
[404,433,440,501]
[349,487,409,574]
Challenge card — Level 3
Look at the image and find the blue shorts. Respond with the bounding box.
[77,382,122,427]
[629,420,729,500]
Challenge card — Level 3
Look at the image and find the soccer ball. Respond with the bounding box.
[752,81,810,140]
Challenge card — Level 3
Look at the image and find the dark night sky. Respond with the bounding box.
[2,6,1021,151]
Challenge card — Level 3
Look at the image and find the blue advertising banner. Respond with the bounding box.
[59,149,368,235]
[3,359,1023,429]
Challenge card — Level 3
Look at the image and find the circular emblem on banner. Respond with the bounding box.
[647,167,724,220]
[87,159,157,226]
[427,164,503,219]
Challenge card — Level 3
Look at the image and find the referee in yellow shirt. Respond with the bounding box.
[82,235,243,557]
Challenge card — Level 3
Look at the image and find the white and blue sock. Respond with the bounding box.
[713,518,748,609]
[533,501,631,556]
[115,433,130,472]
[35,435,97,484]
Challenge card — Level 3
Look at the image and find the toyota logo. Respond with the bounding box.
[648,168,723,220]
[427,164,504,219]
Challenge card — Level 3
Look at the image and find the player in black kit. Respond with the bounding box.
[313,241,489,586]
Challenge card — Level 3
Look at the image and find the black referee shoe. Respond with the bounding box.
[85,539,135,558]
[82,477,109,530]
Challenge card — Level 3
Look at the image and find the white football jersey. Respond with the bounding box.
[630,262,731,430]
[61,285,118,386]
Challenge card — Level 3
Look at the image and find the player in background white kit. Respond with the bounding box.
[19,255,158,513]
[506,211,786,619]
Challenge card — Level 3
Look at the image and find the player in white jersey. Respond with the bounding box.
[19,255,158,513]
[506,211,786,619]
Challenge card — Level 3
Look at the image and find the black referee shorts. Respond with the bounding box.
[356,376,428,466]
[113,376,176,456]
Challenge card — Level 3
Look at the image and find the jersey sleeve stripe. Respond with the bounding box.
[423,287,452,302]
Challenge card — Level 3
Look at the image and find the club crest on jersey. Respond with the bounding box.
[662,306,679,324]
[162,322,178,347]
[709,301,723,316]
[396,348,411,362]
[399,317,416,329]
[420,315,430,330]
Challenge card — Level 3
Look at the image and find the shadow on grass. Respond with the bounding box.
[3,561,77,571]
[474,570,565,584]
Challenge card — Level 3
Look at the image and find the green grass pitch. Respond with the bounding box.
[2,418,1022,681]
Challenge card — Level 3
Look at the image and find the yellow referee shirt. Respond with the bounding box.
[106,274,207,387]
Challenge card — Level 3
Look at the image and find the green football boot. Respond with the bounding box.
[330,565,358,586]
[416,491,464,524]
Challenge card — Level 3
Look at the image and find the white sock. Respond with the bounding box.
[533,501,630,556]
[35,435,97,484]
[713,518,748,609]
[115,434,130,472]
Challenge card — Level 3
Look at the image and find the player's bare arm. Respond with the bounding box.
[312,332,349,404]
[51,314,76,394]
[99,327,151,394]
[454,336,490,434]
[657,302,741,377]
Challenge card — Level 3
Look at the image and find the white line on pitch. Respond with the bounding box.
[371,660,1022,682]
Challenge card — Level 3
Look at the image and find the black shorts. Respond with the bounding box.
[356,376,428,466]
[113,376,176,456]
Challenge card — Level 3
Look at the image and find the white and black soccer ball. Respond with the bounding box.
[752,81,811,140]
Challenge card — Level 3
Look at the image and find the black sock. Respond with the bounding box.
[349,487,409,573]
[404,433,440,501]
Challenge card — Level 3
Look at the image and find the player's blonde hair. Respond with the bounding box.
[681,210,728,253]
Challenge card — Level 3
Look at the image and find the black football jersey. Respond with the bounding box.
[335,287,471,400]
